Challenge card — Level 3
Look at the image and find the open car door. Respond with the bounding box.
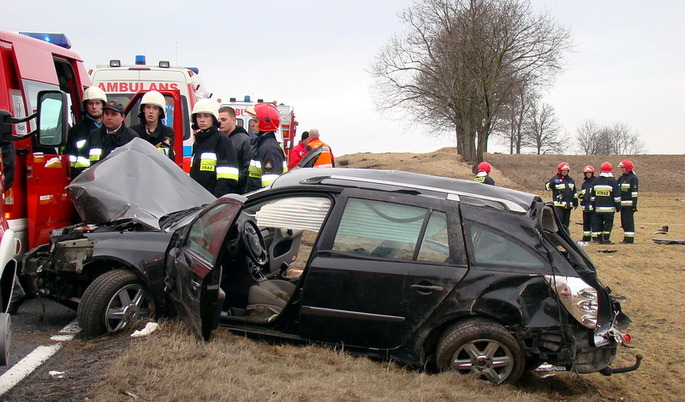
[165,195,245,340]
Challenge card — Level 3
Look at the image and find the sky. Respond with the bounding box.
[5,0,684,156]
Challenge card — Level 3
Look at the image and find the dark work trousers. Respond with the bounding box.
[554,206,572,230]
[593,212,615,243]
[582,211,595,241]
[620,207,635,243]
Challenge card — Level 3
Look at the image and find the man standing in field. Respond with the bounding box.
[219,106,252,194]
[591,162,621,244]
[545,162,578,230]
[303,129,335,168]
[617,159,639,244]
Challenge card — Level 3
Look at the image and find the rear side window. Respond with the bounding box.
[332,198,451,263]
[464,222,547,270]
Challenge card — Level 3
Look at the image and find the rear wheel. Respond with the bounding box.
[436,318,525,384]
[78,269,152,336]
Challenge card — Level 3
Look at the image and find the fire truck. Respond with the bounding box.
[221,96,297,161]
[0,31,90,364]
[90,57,212,171]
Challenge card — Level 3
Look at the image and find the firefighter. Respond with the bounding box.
[246,103,287,192]
[545,162,578,230]
[474,161,495,185]
[579,165,596,243]
[218,106,252,194]
[304,129,335,168]
[189,99,241,196]
[591,162,621,244]
[130,90,175,160]
[65,86,107,178]
[81,100,138,168]
[617,159,639,244]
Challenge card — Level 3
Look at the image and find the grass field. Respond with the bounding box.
[91,150,685,401]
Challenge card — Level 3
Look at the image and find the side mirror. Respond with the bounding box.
[36,90,68,147]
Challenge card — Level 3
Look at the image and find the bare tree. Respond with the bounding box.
[371,0,572,162]
[575,120,645,155]
[527,102,563,154]
[494,81,537,154]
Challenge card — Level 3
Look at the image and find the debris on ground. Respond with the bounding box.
[652,226,669,235]
[130,322,159,338]
[652,238,685,245]
[49,371,65,379]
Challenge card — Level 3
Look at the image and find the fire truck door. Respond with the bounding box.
[26,153,71,249]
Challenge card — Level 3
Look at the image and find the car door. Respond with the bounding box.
[298,191,468,349]
[165,195,244,340]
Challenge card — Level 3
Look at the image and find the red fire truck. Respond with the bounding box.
[0,30,89,363]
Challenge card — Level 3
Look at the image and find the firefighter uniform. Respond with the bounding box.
[591,163,621,244]
[190,127,241,197]
[247,131,287,192]
[65,117,102,177]
[579,169,596,242]
[305,137,335,168]
[545,166,578,229]
[617,167,639,244]
[226,126,252,194]
[131,123,175,160]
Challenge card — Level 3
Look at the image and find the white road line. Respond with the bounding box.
[0,320,80,396]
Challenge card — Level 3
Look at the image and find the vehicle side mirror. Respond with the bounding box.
[36,90,68,147]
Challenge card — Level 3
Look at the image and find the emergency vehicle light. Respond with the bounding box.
[19,32,71,49]
[110,60,121,67]
[244,96,251,102]
[159,61,170,68]
[187,67,199,75]
[135,55,146,65]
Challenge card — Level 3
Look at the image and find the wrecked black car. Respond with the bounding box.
[21,139,216,335]
[165,167,637,384]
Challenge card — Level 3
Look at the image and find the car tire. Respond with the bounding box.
[77,269,152,336]
[436,318,525,384]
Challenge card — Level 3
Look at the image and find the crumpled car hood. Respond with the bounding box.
[67,138,216,230]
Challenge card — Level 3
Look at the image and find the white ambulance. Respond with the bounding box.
[90,56,212,170]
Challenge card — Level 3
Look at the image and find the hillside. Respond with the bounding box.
[338,148,685,193]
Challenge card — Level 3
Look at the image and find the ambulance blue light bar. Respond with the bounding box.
[186,67,199,75]
[19,32,72,49]
[135,55,146,65]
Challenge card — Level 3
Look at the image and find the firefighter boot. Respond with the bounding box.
[603,234,614,245]
[582,235,591,242]
[620,237,634,244]
[592,235,601,244]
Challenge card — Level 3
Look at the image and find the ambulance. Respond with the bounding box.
[90,56,212,169]
[0,30,90,363]
[221,96,297,161]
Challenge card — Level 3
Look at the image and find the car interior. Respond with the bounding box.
[218,196,331,323]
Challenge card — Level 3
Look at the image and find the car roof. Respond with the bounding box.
[270,168,540,214]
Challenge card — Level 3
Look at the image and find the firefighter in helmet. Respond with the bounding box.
[65,86,107,178]
[474,161,495,185]
[545,162,578,230]
[189,99,240,196]
[579,165,596,243]
[617,159,639,244]
[591,162,621,244]
[246,103,287,192]
[130,90,175,160]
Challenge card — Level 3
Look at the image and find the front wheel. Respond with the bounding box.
[436,318,525,384]
[77,269,153,336]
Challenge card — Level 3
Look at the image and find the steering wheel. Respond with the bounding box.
[240,218,268,267]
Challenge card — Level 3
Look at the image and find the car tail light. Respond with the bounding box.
[544,275,599,329]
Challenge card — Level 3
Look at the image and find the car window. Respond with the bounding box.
[185,202,236,264]
[464,222,546,269]
[332,198,450,263]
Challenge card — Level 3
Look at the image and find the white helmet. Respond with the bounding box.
[140,90,166,119]
[191,99,220,127]
[82,86,107,106]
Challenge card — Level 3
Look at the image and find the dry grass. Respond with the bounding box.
[91,149,685,400]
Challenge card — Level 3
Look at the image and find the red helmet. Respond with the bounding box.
[583,165,595,174]
[618,159,634,171]
[557,162,570,174]
[600,161,613,172]
[477,161,492,173]
[246,103,280,132]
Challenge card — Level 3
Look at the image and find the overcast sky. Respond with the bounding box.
[5,0,684,156]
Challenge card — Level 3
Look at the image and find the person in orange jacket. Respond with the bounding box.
[304,129,334,168]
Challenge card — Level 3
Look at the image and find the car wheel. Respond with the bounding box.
[436,318,524,384]
[77,269,152,336]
